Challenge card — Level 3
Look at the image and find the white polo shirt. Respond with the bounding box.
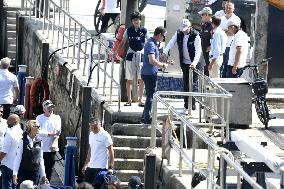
[13,135,46,177]
[36,114,61,152]
[0,69,19,104]
[1,124,23,170]
[105,0,120,13]
[0,118,8,151]
[88,128,113,169]
[228,30,249,68]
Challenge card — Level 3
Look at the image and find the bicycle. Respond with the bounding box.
[243,57,274,129]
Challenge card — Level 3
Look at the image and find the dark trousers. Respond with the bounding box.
[221,47,230,78]
[141,74,157,123]
[43,152,56,181]
[1,104,11,119]
[1,165,15,189]
[203,52,210,77]
[17,169,40,189]
[226,65,244,78]
[180,64,198,109]
[84,167,106,188]
[100,13,119,33]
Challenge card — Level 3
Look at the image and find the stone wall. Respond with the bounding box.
[19,17,95,154]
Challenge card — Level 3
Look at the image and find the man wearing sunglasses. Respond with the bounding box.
[199,7,213,77]
[161,19,202,113]
[36,100,61,181]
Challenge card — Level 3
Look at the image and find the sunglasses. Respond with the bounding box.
[201,13,208,16]
[0,111,3,113]
[34,125,40,128]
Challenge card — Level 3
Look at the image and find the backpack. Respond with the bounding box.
[93,170,120,189]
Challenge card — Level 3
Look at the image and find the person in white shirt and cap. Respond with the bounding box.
[226,19,249,78]
[36,100,61,181]
[0,114,23,189]
[161,19,202,113]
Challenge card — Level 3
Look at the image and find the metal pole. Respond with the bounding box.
[78,86,92,180]
[179,122,184,177]
[188,69,193,116]
[150,96,157,148]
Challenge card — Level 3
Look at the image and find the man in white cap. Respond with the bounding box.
[36,100,61,181]
[226,20,249,78]
[199,7,213,76]
[161,19,202,113]
[14,105,26,130]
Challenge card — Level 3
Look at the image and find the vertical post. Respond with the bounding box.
[24,76,34,119]
[17,65,28,105]
[179,122,184,177]
[188,69,193,116]
[150,96,157,148]
[0,0,7,59]
[17,16,25,67]
[64,137,78,187]
[78,86,92,180]
[144,154,157,189]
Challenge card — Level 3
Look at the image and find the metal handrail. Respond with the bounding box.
[22,0,122,110]
[150,66,265,188]
[151,91,263,189]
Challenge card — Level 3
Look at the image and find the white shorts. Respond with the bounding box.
[125,60,141,80]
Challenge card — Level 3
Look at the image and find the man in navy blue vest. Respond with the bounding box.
[162,19,202,113]
[116,11,149,107]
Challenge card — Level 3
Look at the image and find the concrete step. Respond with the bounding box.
[7,37,16,45]
[115,158,144,170]
[114,147,145,159]
[113,135,161,148]
[7,23,16,31]
[7,31,17,38]
[4,7,21,12]
[112,123,162,137]
[116,170,143,183]
[7,51,16,59]
[8,44,17,52]
[6,10,17,18]
[7,17,17,25]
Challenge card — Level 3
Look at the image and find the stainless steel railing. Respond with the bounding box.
[150,69,263,188]
[22,0,122,110]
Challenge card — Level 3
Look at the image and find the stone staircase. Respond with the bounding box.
[5,6,19,69]
[111,123,162,186]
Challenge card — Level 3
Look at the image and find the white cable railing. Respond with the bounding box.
[22,0,122,110]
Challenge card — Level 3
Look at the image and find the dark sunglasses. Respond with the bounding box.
[201,13,208,16]
[0,111,3,113]
[34,125,40,128]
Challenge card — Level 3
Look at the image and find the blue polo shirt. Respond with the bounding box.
[141,37,159,75]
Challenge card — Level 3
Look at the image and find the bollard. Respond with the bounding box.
[24,76,34,119]
[144,154,156,189]
[64,137,78,187]
[17,65,27,105]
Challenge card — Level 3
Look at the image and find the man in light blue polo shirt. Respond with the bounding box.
[141,26,168,124]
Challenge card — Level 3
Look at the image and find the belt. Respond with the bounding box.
[210,54,223,58]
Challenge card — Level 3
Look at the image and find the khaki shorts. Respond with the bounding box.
[125,60,142,80]
[209,56,223,78]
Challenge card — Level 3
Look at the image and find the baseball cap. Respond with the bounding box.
[180,19,191,31]
[20,180,34,189]
[15,105,26,114]
[128,176,141,189]
[42,100,55,109]
[198,7,212,15]
[227,19,241,28]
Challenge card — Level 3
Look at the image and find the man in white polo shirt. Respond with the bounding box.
[36,100,61,181]
[0,57,19,119]
[0,114,23,189]
[82,118,114,188]
[219,2,241,78]
[226,20,249,78]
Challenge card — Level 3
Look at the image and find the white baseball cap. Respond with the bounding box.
[198,7,213,15]
[180,19,191,31]
[20,180,34,189]
[227,19,241,28]
[42,100,55,109]
[15,105,26,114]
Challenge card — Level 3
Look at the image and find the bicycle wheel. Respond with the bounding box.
[255,98,269,129]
